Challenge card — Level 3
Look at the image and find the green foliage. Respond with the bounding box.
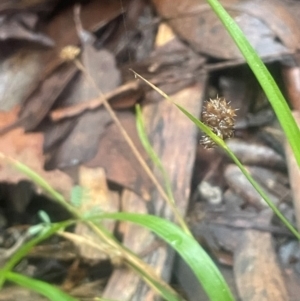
[0,221,72,287]
[206,0,300,167]
[38,210,51,224]
[176,104,300,240]
[70,185,85,207]
[0,221,76,301]
[6,272,79,301]
[2,2,299,301]
[89,213,235,301]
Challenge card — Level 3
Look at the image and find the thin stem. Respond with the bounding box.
[225,146,300,240]
[74,59,191,235]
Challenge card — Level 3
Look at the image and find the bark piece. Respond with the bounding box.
[234,230,289,301]
[75,166,120,261]
[224,164,280,210]
[139,82,204,299]
[102,189,149,300]
[103,80,205,300]
[226,139,286,170]
[281,66,300,111]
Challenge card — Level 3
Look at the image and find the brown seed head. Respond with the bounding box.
[200,96,236,148]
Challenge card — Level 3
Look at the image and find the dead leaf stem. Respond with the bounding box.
[74,59,190,235]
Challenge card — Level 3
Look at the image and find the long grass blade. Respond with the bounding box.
[0,221,72,286]
[176,103,300,239]
[0,155,79,217]
[89,213,235,301]
[6,272,79,301]
[205,0,300,167]
[88,222,185,301]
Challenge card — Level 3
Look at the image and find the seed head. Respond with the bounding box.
[200,96,236,148]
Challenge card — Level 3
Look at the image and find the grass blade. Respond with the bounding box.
[88,222,185,301]
[176,103,300,239]
[0,155,79,218]
[205,0,300,167]
[6,272,79,301]
[225,145,300,240]
[91,213,235,301]
[174,103,226,148]
[0,221,72,286]
[12,159,66,203]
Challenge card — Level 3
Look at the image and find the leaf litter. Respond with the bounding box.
[1,0,300,300]
[0,107,73,200]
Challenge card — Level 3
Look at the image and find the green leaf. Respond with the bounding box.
[70,185,85,207]
[93,213,235,301]
[205,0,300,167]
[86,222,185,301]
[12,160,66,203]
[176,103,300,239]
[6,272,78,301]
[0,221,72,287]
[224,146,300,240]
[175,103,226,148]
[38,210,51,224]
[9,158,79,218]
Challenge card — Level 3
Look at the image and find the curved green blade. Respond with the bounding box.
[6,272,78,301]
[94,213,235,301]
[206,0,300,166]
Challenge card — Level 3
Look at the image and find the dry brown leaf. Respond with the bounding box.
[45,44,121,169]
[2,0,130,133]
[0,13,53,46]
[85,110,152,200]
[0,108,73,199]
[19,63,78,132]
[0,48,44,112]
[44,0,129,54]
[152,0,300,59]
[124,37,205,97]
[0,0,58,12]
